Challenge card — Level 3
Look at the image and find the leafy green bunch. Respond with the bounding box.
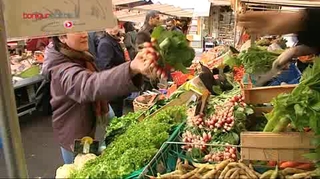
[104,111,142,146]
[151,26,195,73]
[263,58,320,169]
[224,47,279,74]
[70,106,187,178]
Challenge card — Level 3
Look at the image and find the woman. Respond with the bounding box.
[95,25,127,117]
[42,31,158,164]
[123,22,138,60]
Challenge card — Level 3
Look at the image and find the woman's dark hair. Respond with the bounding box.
[136,31,151,47]
[166,18,175,23]
[123,22,136,33]
[52,36,62,52]
[144,10,160,25]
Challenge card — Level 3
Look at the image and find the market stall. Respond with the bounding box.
[9,48,45,117]
[2,0,320,178]
[52,0,320,178]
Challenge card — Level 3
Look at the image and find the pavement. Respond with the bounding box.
[0,114,62,178]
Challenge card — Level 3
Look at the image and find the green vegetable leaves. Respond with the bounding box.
[264,58,320,164]
[71,106,187,178]
[151,26,195,73]
[224,47,278,74]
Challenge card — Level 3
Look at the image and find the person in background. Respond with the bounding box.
[42,31,159,164]
[87,31,104,58]
[238,9,320,71]
[137,10,161,92]
[123,22,138,60]
[137,10,161,41]
[166,18,182,32]
[96,24,127,117]
[26,37,50,52]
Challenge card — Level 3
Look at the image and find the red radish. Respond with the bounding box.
[160,71,167,79]
[156,69,162,76]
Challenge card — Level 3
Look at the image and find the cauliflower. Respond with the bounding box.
[55,164,76,179]
[73,153,97,170]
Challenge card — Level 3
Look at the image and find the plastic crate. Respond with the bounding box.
[125,123,185,179]
[268,63,301,86]
[137,123,185,178]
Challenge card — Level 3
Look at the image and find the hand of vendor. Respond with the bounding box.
[272,45,318,71]
[238,11,305,35]
[130,42,159,79]
[272,48,296,71]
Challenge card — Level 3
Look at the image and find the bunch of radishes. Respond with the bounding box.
[205,94,246,132]
[181,131,212,151]
[146,39,175,80]
[187,114,205,129]
[204,145,238,162]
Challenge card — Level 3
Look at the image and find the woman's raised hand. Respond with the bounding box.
[129,42,160,79]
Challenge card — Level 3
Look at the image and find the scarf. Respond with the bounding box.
[59,43,109,125]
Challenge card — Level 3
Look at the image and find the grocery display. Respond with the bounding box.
[2,1,320,178]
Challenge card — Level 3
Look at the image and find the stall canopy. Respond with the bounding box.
[112,0,145,6]
[115,3,194,22]
[208,0,231,6]
[240,0,320,7]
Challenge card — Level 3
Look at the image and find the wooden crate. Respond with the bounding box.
[241,132,315,162]
[242,85,297,115]
[137,90,198,121]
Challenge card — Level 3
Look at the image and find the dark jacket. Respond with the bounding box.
[42,42,142,151]
[96,33,125,70]
[88,31,104,58]
[124,31,137,60]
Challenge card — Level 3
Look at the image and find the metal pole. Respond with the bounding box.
[0,0,28,177]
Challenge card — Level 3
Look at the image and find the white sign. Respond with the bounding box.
[3,0,117,40]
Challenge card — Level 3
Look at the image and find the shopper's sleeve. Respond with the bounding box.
[297,8,320,48]
[51,62,142,103]
[96,41,113,70]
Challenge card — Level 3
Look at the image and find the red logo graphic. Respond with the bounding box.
[64,21,73,29]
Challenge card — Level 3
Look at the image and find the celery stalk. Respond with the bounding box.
[272,117,290,132]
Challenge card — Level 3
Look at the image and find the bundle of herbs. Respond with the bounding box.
[104,111,142,146]
[150,26,195,76]
[263,58,320,169]
[224,46,279,74]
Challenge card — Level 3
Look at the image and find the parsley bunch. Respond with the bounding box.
[70,106,187,178]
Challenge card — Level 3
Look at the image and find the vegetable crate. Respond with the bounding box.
[138,90,197,121]
[242,84,316,162]
[242,85,296,116]
[240,132,316,162]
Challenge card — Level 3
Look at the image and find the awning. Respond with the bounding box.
[131,4,194,17]
[115,9,173,23]
[240,0,320,7]
[112,0,144,6]
[115,3,194,22]
[209,0,231,6]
